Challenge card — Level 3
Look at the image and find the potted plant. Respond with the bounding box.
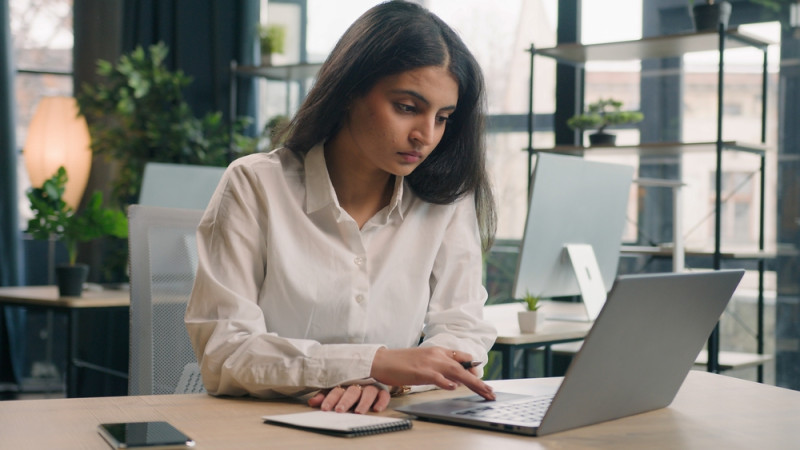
[567,98,644,147]
[258,24,286,66]
[262,114,290,149]
[77,42,255,207]
[517,292,543,334]
[26,167,128,297]
[689,0,732,32]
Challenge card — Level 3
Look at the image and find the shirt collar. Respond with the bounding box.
[304,144,336,214]
[304,143,407,221]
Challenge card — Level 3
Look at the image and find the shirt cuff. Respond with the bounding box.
[306,344,383,388]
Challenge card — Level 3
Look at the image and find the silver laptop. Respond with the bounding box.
[396,270,744,436]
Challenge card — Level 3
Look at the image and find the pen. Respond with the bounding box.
[460,361,480,369]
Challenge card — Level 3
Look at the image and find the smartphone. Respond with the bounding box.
[97,421,195,449]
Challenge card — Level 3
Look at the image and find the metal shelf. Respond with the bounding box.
[532,140,770,157]
[233,62,323,81]
[534,27,771,64]
[526,26,771,379]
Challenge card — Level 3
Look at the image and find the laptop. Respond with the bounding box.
[396,270,744,436]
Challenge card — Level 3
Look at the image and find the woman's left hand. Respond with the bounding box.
[307,384,391,413]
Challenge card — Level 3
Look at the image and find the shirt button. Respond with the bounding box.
[354,256,365,266]
[355,294,365,304]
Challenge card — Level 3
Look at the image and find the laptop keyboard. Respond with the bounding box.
[454,395,553,423]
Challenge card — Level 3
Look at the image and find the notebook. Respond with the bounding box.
[396,270,744,436]
[263,410,412,438]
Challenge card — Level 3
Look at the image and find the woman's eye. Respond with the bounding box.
[395,103,416,114]
[437,115,453,125]
[395,103,416,113]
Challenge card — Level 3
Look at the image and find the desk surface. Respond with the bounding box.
[487,301,592,345]
[1,371,797,449]
[0,285,130,308]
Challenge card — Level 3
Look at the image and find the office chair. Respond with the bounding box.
[128,205,206,395]
[139,162,225,211]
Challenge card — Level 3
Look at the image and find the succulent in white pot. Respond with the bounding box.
[517,292,543,334]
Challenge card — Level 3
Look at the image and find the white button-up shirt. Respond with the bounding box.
[185,144,497,398]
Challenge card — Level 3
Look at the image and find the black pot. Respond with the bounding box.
[588,132,617,147]
[692,1,732,32]
[56,263,89,297]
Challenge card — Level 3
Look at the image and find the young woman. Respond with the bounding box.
[185,1,497,414]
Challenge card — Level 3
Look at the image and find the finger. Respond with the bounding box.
[334,385,364,413]
[354,385,379,414]
[450,349,474,365]
[320,386,345,411]
[430,372,459,391]
[372,388,392,412]
[449,370,495,400]
[307,390,328,408]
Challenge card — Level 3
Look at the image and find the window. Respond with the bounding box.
[10,0,74,227]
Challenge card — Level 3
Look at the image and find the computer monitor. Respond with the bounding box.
[512,153,634,321]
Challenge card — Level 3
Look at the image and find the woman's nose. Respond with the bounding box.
[410,116,436,147]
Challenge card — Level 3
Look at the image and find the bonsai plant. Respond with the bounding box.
[26,166,128,297]
[567,98,644,147]
[517,292,543,333]
[258,24,286,66]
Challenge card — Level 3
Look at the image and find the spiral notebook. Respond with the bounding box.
[263,411,412,438]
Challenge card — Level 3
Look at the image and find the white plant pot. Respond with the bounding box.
[517,310,542,334]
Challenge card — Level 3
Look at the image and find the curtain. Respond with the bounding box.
[122,0,259,134]
[0,0,25,386]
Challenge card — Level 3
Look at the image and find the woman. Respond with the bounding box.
[185,1,497,414]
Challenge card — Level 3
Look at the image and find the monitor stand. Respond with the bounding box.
[547,244,608,322]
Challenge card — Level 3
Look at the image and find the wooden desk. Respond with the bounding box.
[0,371,797,448]
[487,301,592,378]
[0,286,130,397]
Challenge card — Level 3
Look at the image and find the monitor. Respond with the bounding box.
[512,152,634,321]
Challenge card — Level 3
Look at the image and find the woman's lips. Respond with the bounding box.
[398,151,422,163]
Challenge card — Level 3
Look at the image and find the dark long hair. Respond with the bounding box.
[279,1,495,250]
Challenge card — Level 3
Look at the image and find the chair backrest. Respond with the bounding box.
[139,162,225,210]
[128,204,206,395]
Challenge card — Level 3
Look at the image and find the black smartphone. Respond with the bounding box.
[97,421,195,449]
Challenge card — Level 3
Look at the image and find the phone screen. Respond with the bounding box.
[98,421,195,448]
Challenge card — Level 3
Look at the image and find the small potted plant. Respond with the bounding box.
[262,114,290,149]
[689,0,732,32]
[517,292,543,334]
[567,98,644,147]
[258,24,286,66]
[26,167,128,297]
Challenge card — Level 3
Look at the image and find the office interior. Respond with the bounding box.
[0,0,799,401]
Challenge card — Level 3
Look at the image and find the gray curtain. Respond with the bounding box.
[1,0,24,386]
[122,0,259,132]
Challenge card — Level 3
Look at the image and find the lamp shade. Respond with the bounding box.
[24,96,92,209]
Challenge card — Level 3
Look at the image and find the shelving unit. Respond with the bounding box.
[228,61,323,138]
[526,27,772,380]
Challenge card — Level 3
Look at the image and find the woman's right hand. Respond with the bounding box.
[369,347,495,400]
[307,384,391,414]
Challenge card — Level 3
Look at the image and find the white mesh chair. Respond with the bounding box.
[128,205,206,395]
[139,162,225,210]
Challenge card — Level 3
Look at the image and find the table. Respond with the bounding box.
[1,371,797,449]
[0,286,130,397]
[486,301,592,378]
